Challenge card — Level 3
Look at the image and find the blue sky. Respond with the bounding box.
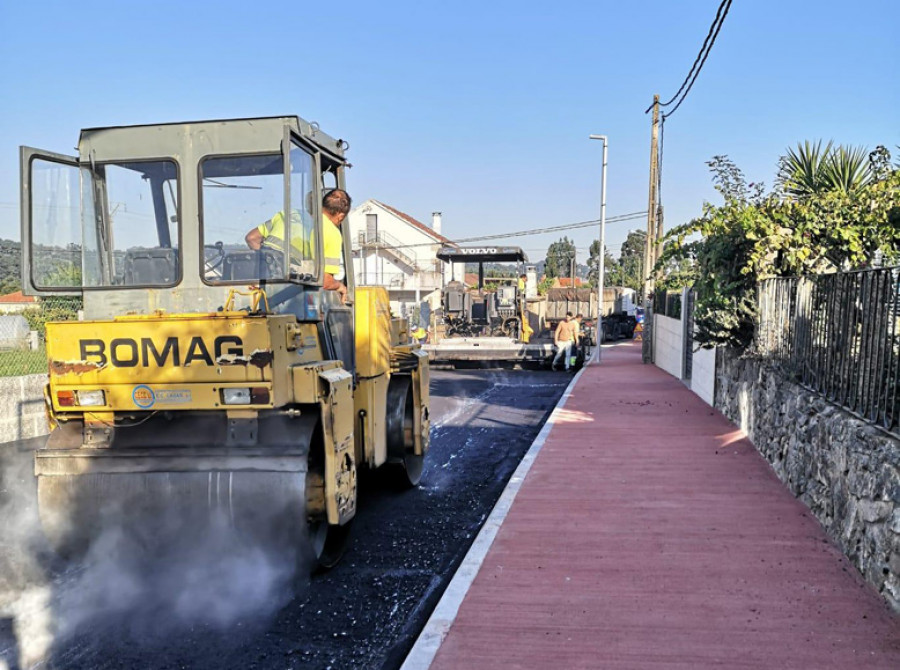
[0,0,897,263]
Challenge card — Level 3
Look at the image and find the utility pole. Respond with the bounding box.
[589,134,608,363]
[644,94,660,301]
[643,94,661,364]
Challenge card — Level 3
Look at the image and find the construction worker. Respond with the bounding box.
[571,313,584,367]
[518,273,527,292]
[552,312,577,371]
[245,189,350,302]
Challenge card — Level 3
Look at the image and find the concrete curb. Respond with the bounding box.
[400,365,587,670]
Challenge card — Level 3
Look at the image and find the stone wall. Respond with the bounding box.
[716,347,900,611]
[0,374,49,442]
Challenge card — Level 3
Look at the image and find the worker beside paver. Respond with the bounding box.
[571,313,584,366]
[552,312,577,371]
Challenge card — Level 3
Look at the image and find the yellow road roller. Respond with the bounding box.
[20,116,430,569]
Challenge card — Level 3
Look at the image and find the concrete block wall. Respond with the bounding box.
[689,343,717,406]
[0,374,49,442]
[652,314,683,380]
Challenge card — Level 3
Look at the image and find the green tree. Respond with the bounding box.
[586,240,617,286]
[617,230,647,292]
[536,275,554,295]
[0,276,21,295]
[656,239,698,292]
[661,146,900,348]
[544,237,576,279]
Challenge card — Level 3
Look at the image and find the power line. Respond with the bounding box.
[657,0,731,109]
[663,0,732,119]
[456,211,647,243]
[647,0,733,119]
[367,211,648,251]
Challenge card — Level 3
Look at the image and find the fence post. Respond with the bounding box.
[681,287,693,381]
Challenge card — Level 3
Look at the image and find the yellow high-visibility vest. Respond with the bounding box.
[257,211,343,279]
[323,214,343,278]
[257,210,313,258]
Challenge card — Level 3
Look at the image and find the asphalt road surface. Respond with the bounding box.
[0,368,571,670]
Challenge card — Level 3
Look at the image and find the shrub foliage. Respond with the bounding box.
[660,144,900,348]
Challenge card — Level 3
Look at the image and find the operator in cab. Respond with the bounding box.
[245,189,350,303]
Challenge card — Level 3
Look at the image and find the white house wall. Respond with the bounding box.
[355,251,405,287]
[347,201,449,289]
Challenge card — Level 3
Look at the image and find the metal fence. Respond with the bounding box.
[0,296,81,377]
[757,267,900,435]
[655,289,683,319]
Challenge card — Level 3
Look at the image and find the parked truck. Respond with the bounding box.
[541,286,637,343]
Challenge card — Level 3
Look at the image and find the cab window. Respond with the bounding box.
[201,148,318,284]
[30,157,179,289]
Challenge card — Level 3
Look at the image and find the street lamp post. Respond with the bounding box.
[589,134,608,363]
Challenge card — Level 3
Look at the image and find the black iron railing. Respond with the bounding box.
[655,289,682,319]
[757,267,900,435]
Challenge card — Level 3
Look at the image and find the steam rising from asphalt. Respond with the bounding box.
[1,442,54,668]
[1,445,310,668]
[53,507,305,639]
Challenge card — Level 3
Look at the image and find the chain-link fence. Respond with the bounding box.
[0,296,81,377]
[757,267,900,436]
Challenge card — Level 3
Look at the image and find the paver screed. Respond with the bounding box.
[429,342,900,669]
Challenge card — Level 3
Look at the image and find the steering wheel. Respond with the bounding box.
[204,241,226,274]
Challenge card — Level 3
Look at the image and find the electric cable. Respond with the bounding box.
[456,211,647,243]
[662,0,733,120]
[369,211,649,251]
[657,0,731,109]
[657,115,665,203]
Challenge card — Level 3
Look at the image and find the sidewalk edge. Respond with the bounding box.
[400,366,587,670]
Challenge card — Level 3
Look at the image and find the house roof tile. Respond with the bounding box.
[0,291,37,304]
[554,277,584,288]
[371,200,453,244]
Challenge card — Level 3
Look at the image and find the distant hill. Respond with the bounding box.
[0,239,22,293]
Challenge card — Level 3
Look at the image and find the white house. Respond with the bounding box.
[0,291,38,314]
[348,199,462,318]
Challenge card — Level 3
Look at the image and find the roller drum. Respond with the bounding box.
[35,413,322,568]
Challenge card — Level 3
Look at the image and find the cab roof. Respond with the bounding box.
[437,246,527,263]
[77,116,347,164]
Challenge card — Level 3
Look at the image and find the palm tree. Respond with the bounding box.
[824,144,872,194]
[777,140,873,199]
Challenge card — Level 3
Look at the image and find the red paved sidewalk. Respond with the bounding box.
[428,342,900,669]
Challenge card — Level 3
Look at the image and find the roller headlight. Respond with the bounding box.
[75,390,106,406]
[222,388,251,405]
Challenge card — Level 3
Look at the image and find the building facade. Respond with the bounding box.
[347,200,462,319]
